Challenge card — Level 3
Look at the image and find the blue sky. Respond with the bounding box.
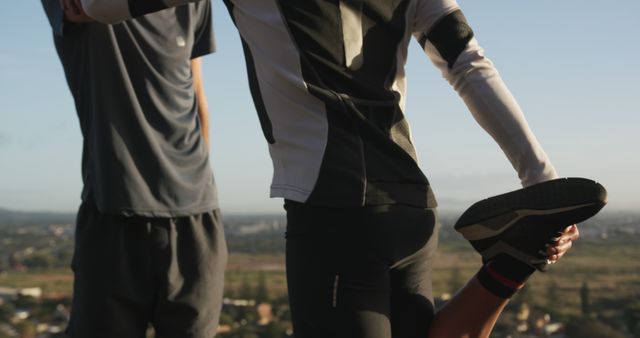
[0,1,638,213]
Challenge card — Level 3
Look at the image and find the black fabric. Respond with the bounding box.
[490,254,536,283]
[424,9,474,68]
[223,0,274,144]
[191,1,217,58]
[306,90,436,208]
[476,254,534,299]
[241,38,276,144]
[274,0,435,207]
[128,0,167,19]
[305,89,368,205]
[476,265,523,299]
[41,0,65,36]
[355,0,410,91]
[223,0,438,208]
[277,0,409,100]
[284,201,438,337]
[67,202,227,338]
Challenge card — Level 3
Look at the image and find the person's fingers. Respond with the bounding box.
[555,244,570,260]
[547,239,573,261]
[552,239,573,255]
[554,224,579,243]
[558,224,576,237]
[569,225,580,240]
[558,226,580,242]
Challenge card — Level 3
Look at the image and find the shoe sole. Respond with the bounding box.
[454,177,607,241]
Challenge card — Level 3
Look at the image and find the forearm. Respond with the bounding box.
[417,11,558,186]
[79,0,204,24]
[192,57,210,147]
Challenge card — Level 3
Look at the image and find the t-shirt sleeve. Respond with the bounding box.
[80,0,205,24]
[41,0,65,37]
[191,0,216,59]
[411,0,459,35]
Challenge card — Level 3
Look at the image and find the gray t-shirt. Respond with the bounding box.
[42,0,218,217]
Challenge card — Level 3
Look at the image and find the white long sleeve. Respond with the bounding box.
[421,36,558,186]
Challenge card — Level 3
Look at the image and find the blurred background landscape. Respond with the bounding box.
[0,208,638,338]
[1,0,639,337]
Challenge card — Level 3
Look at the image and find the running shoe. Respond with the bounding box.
[454,177,607,271]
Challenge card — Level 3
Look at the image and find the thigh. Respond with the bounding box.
[67,202,152,338]
[388,211,439,338]
[285,202,393,338]
[152,209,228,338]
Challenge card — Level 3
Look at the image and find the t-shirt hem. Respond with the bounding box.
[271,184,437,208]
[191,45,216,59]
[88,199,219,218]
[271,185,310,203]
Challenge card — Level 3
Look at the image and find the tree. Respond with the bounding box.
[225,286,237,299]
[580,281,591,316]
[0,302,15,322]
[22,251,54,269]
[623,300,640,338]
[547,279,559,308]
[15,320,36,338]
[261,322,286,338]
[14,295,38,310]
[219,312,236,326]
[566,318,625,338]
[513,284,532,305]
[239,275,255,300]
[448,267,463,295]
[255,272,269,303]
[54,248,74,268]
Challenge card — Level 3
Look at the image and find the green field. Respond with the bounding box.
[433,239,640,317]
[2,238,638,315]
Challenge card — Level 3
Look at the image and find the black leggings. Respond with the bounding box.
[285,201,439,338]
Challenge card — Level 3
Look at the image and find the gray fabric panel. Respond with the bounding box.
[227,0,330,203]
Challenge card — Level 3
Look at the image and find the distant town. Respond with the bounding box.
[0,208,638,338]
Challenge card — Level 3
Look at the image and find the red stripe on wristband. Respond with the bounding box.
[486,264,525,290]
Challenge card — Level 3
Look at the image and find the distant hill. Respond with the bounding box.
[0,207,288,230]
[0,208,76,228]
[1,206,638,238]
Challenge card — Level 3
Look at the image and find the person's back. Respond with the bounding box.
[42,2,227,337]
[224,1,587,338]
[224,0,557,208]
[50,2,217,215]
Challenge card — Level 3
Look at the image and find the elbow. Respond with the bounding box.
[448,46,499,91]
[80,0,131,24]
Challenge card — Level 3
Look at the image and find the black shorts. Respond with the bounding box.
[67,202,228,338]
[284,201,439,338]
